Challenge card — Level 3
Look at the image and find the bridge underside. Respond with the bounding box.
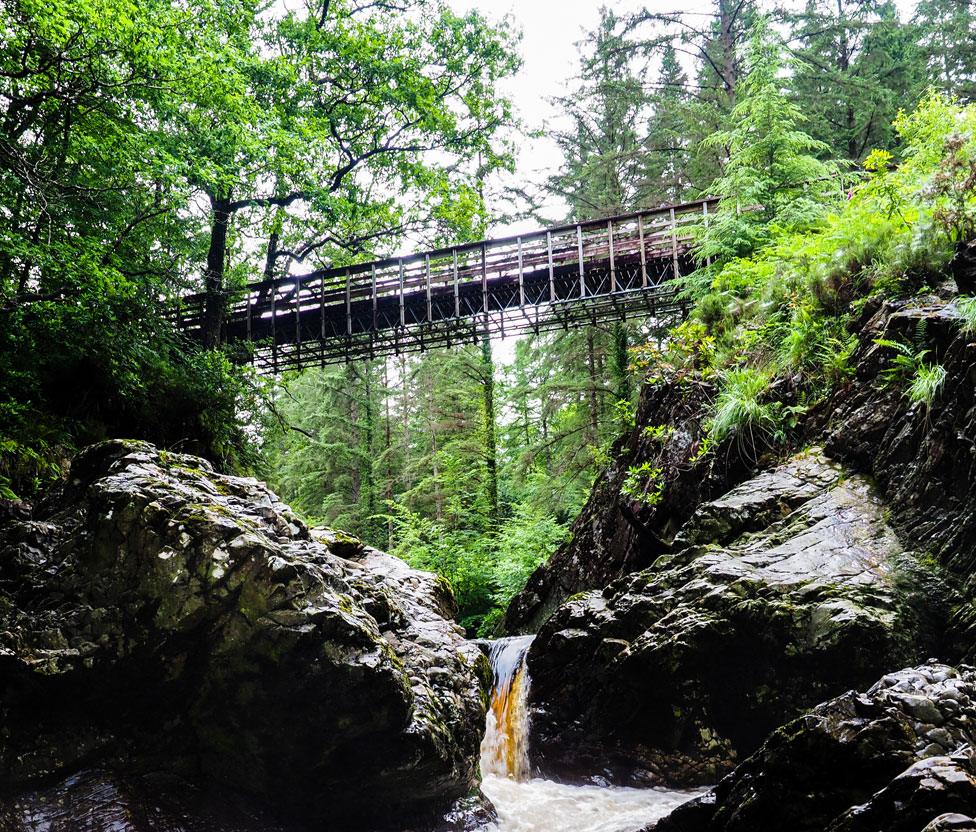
[229,254,692,370]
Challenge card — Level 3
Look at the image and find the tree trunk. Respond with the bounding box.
[203,194,233,348]
[383,359,394,549]
[481,334,499,524]
[359,364,378,545]
[718,0,738,105]
[586,328,600,446]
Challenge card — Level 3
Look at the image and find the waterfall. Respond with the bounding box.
[481,635,534,781]
[477,634,707,832]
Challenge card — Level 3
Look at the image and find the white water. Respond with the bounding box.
[479,636,704,832]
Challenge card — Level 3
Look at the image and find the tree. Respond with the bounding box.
[0,0,520,496]
[914,0,976,103]
[629,0,758,187]
[548,7,649,219]
[173,0,520,345]
[789,0,926,161]
[698,18,839,266]
[641,44,694,204]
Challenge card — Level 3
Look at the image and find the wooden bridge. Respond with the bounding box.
[176,198,717,370]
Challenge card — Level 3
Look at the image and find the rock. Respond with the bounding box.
[505,380,761,634]
[0,440,490,830]
[525,450,947,787]
[649,663,976,832]
[821,296,976,659]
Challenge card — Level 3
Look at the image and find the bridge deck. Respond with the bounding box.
[176,198,716,370]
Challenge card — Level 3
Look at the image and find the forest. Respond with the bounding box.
[3,0,976,637]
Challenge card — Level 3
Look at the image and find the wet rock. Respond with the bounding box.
[0,440,490,830]
[649,663,976,832]
[821,296,976,658]
[526,450,946,787]
[506,380,760,634]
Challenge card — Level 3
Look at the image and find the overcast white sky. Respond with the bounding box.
[450,0,683,232]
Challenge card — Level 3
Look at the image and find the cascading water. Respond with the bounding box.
[481,635,534,780]
[479,636,705,832]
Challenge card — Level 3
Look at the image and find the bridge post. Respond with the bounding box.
[398,258,405,328]
[319,274,325,342]
[577,225,585,298]
[517,237,524,308]
[425,254,433,323]
[271,286,278,374]
[608,220,616,293]
[703,202,712,266]
[345,268,352,337]
[246,288,252,343]
[295,278,302,368]
[546,231,555,303]
[670,207,681,279]
[452,249,460,319]
[371,265,377,331]
[481,243,488,314]
[638,214,648,288]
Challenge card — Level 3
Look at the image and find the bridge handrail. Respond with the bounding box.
[175,196,718,307]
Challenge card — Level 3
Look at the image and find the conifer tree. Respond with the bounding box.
[699,18,838,265]
[789,0,926,161]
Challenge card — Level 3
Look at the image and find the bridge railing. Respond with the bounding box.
[175,197,718,368]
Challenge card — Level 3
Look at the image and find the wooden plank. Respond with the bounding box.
[608,220,616,292]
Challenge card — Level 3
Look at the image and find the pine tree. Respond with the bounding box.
[914,0,976,102]
[790,0,926,161]
[549,8,649,220]
[641,44,694,204]
[699,17,838,265]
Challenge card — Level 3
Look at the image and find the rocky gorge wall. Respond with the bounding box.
[510,288,976,824]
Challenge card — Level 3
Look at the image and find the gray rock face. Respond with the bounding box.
[526,450,946,786]
[0,440,490,830]
[505,380,760,634]
[651,662,976,832]
[821,295,976,657]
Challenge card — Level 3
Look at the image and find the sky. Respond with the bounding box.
[448,0,690,233]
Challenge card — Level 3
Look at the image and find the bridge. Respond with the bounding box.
[176,198,717,371]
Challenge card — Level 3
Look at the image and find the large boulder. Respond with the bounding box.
[0,440,490,830]
[525,450,948,786]
[651,662,976,832]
